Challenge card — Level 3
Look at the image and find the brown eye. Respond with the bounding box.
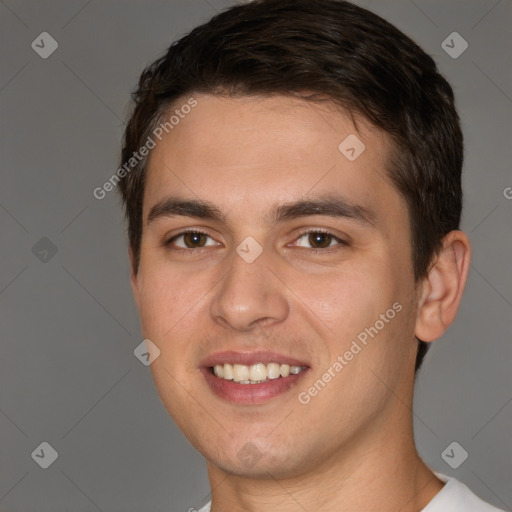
[295,230,345,249]
[166,231,218,249]
[182,232,207,248]
[308,232,333,248]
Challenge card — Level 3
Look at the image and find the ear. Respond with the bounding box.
[129,246,141,311]
[415,230,471,342]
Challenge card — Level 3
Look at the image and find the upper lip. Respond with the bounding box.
[200,350,309,368]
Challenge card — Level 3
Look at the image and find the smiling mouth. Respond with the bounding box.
[201,351,310,404]
[210,362,307,384]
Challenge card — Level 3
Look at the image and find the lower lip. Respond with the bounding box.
[201,367,308,405]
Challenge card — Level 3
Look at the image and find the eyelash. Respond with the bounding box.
[164,228,347,252]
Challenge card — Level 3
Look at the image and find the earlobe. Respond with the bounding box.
[415,230,471,342]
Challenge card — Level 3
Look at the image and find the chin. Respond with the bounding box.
[206,449,301,479]
[196,431,309,479]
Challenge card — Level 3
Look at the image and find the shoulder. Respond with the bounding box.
[194,475,505,512]
[422,473,506,512]
[196,502,211,512]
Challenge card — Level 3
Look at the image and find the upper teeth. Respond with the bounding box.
[213,363,305,383]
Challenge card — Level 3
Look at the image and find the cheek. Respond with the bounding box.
[137,268,203,407]
[136,252,200,334]
[311,262,414,382]
[136,283,189,366]
[136,275,173,336]
[135,260,216,372]
[307,266,394,343]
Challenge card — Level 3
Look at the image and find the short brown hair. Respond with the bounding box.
[118,0,464,371]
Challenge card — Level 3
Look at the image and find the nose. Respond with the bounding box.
[209,245,290,332]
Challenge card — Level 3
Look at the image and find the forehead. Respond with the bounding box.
[143,93,402,226]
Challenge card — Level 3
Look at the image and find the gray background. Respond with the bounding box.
[0,0,511,511]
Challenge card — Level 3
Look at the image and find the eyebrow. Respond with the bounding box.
[146,195,377,227]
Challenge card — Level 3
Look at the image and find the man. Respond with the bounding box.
[118,1,503,510]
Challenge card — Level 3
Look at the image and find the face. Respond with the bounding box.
[131,93,420,479]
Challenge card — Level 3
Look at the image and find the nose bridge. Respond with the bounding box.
[210,243,289,331]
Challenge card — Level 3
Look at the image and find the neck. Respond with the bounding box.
[206,384,444,511]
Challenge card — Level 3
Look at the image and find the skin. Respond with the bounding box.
[130,93,471,511]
